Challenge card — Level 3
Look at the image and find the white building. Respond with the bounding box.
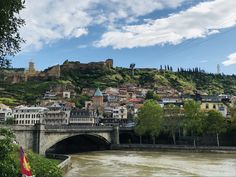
[13,106,48,125]
[43,110,69,125]
[63,91,71,99]
[0,104,12,122]
[43,102,70,125]
[113,106,127,119]
[69,109,97,126]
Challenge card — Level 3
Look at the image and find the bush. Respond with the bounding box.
[27,151,62,177]
[0,128,63,177]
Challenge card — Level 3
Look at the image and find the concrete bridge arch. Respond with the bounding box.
[0,124,120,155]
[41,132,112,155]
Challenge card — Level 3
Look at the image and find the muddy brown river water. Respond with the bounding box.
[65,150,236,177]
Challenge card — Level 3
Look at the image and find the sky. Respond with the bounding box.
[12,0,236,74]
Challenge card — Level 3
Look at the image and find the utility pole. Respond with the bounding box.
[217,64,220,74]
[130,63,135,76]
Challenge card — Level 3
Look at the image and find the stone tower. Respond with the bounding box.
[28,61,36,75]
[105,59,113,68]
[25,60,38,81]
[92,88,104,107]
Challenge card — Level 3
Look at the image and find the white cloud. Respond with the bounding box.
[20,0,94,51]
[19,0,185,52]
[222,52,236,66]
[96,0,236,49]
[101,0,185,22]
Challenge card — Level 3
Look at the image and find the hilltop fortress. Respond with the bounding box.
[62,59,113,71]
[1,59,113,83]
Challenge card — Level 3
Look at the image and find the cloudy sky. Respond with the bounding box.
[12,0,236,74]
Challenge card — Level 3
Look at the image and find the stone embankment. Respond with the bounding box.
[111,144,236,153]
[46,153,72,173]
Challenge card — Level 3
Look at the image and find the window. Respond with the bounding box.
[213,104,216,109]
[206,104,209,109]
[219,106,225,111]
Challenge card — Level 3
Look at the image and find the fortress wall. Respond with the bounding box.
[2,59,113,83]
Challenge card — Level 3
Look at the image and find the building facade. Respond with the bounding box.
[0,104,12,123]
[43,102,71,125]
[112,106,128,119]
[13,106,48,125]
[201,102,228,117]
[69,109,97,126]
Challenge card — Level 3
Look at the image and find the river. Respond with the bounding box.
[65,150,236,177]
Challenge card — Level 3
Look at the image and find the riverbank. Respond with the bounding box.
[46,153,72,174]
[111,144,236,153]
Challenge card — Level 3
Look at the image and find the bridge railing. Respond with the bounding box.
[44,124,113,131]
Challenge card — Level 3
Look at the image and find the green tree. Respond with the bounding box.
[0,128,19,177]
[134,121,146,144]
[145,90,160,100]
[163,104,183,145]
[73,95,90,108]
[0,0,25,68]
[145,90,154,100]
[204,110,227,146]
[229,102,236,129]
[5,117,15,125]
[135,100,164,144]
[184,100,204,147]
[0,58,11,68]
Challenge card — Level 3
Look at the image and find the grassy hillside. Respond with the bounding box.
[0,66,236,105]
[61,67,236,95]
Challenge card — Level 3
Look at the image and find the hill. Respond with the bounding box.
[60,66,236,95]
[0,63,236,105]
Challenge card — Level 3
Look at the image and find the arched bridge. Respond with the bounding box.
[1,124,120,155]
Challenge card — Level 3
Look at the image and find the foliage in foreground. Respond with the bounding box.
[0,0,25,68]
[27,151,62,177]
[0,128,18,177]
[0,128,62,177]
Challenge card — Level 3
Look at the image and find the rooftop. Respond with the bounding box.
[94,88,103,97]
